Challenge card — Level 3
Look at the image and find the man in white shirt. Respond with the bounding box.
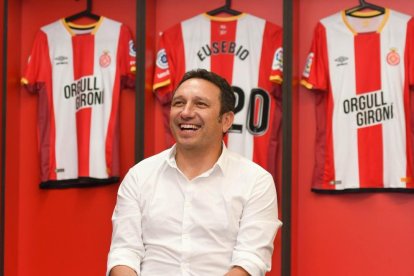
[107,69,282,276]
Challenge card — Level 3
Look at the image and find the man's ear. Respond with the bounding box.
[221,111,235,133]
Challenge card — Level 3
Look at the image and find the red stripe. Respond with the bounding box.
[354,33,383,188]
[73,35,94,176]
[316,26,335,190]
[254,22,275,169]
[46,82,57,180]
[106,33,124,177]
[210,20,236,83]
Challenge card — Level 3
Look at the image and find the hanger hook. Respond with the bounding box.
[87,0,92,12]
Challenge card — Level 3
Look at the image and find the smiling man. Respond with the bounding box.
[107,69,282,276]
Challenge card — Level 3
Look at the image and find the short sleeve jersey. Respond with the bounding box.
[301,9,414,192]
[22,17,136,188]
[153,13,283,173]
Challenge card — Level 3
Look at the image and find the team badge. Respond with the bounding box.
[100,51,111,68]
[272,47,283,71]
[129,40,136,57]
[386,48,400,66]
[303,52,314,78]
[156,48,169,70]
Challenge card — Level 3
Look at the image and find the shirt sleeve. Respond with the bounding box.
[21,30,52,93]
[153,30,174,105]
[407,17,414,86]
[300,21,330,91]
[267,22,283,85]
[118,24,136,89]
[230,172,282,276]
[107,169,144,276]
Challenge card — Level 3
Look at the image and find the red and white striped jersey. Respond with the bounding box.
[153,13,283,173]
[22,17,136,188]
[301,9,414,192]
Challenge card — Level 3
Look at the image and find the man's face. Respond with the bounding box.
[169,78,233,151]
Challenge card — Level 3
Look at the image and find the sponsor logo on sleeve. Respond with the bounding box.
[156,48,169,70]
[272,47,283,71]
[302,52,314,78]
[129,40,136,57]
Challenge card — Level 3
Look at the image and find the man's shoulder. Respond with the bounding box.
[129,148,171,173]
[225,149,271,176]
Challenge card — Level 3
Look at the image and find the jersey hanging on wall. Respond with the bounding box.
[153,13,283,173]
[301,9,414,192]
[22,17,136,188]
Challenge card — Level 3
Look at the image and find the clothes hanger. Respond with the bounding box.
[206,0,241,16]
[65,0,100,23]
[345,0,385,18]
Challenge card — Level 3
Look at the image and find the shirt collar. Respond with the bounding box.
[165,143,229,176]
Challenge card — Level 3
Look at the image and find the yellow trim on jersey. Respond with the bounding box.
[153,80,171,91]
[203,13,246,22]
[270,75,283,84]
[341,8,389,35]
[21,78,29,85]
[61,17,104,36]
[300,79,313,90]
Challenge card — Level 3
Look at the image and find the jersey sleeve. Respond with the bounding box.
[300,22,330,91]
[21,30,52,93]
[118,24,136,89]
[266,22,283,84]
[153,24,184,105]
[406,17,414,86]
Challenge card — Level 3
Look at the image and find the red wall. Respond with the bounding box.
[294,1,414,276]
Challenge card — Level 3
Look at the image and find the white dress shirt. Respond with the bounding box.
[107,144,282,276]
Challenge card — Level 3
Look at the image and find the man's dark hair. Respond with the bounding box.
[174,69,236,115]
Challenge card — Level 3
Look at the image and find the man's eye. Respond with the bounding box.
[172,101,184,106]
[196,102,208,107]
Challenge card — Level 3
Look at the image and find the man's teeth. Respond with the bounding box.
[180,124,199,130]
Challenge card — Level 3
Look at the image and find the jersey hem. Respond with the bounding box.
[39,177,119,189]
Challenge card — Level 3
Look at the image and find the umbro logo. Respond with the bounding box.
[335,56,348,66]
[55,56,68,65]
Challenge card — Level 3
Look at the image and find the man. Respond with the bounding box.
[107,69,282,276]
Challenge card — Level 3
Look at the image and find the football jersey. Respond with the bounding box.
[22,17,136,188]
[301,9,414,192]
[153,13,283,172]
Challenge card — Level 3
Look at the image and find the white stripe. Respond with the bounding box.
[322,13,360,189]
[227,14,265,160]
[381,10,409,188]
[44,20,78,180]
[182,15,211,71]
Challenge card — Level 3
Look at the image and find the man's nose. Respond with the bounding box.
[180,103,195,118]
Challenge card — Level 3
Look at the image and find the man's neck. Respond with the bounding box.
[175,143,223,180]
